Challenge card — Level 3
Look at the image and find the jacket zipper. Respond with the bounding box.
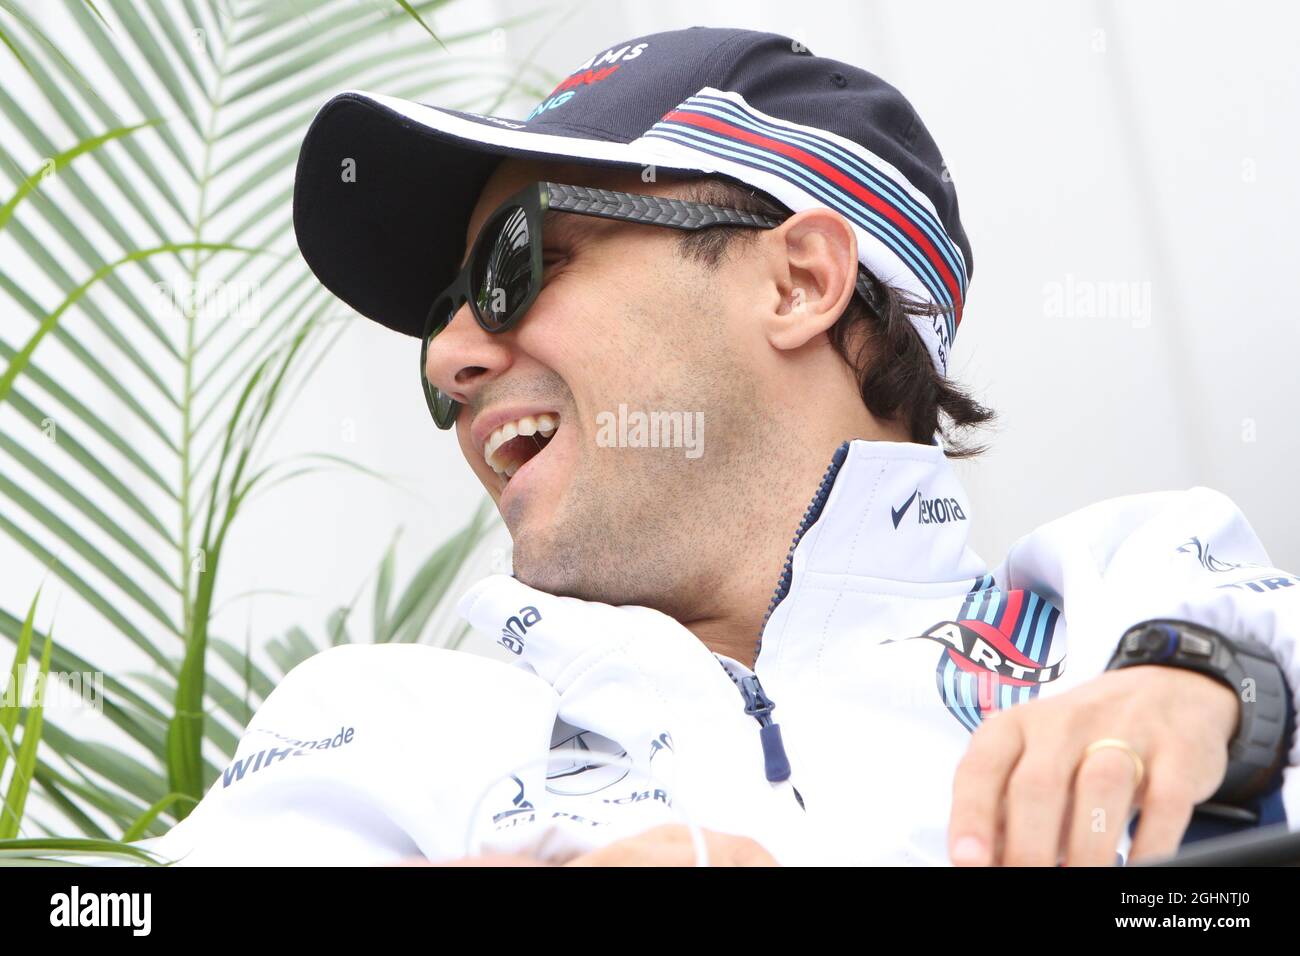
[727,440,852,812]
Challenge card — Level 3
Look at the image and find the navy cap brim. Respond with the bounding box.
[292,90,712,338]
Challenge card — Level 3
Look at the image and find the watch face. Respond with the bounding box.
[1121,622,1183,662]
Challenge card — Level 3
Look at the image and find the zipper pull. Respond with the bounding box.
[739,674,792,784]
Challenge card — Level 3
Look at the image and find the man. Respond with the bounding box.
[142,26,1297,866]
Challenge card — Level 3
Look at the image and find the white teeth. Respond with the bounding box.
[482,422,518,462]
[482,413,560,478]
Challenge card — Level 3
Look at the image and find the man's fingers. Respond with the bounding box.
[561,824,778,866]
[1127,771,1197,864]
[949,713,1024,866]
[728,832,780,866]
[428,853,551,866]
[1065,745,1143,866]
[1001,748,1074,865]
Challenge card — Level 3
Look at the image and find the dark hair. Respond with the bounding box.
[667,175,997,459]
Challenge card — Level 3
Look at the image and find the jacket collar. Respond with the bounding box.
[791,436,985,584]
[740,435,988,675]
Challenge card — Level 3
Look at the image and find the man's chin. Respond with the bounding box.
[504,528,566,590]
[509,561,574,598]
[509,545,599,603]
[509,553,652,610]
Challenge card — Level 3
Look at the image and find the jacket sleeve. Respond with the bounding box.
[988,485,1300,775]
[130,643,560,865]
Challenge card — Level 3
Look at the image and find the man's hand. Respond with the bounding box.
[947,665,1240,866]
[390,825,779,866]
[391,854,549,866]
[562,824,779,866]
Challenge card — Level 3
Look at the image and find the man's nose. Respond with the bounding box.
[423,301,514,406]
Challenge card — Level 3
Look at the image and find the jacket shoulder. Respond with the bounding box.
[992,485,1274,586]
[253,642,555,729]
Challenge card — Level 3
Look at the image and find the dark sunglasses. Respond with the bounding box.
[420,180,882,429]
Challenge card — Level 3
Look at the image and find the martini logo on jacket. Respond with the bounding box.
[883,577,1063,732]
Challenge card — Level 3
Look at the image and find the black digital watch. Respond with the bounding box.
[1105,618,1291,807]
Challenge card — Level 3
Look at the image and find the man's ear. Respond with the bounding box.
[762,206,859,352]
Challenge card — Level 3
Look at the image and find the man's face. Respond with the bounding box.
[424,158,776,613]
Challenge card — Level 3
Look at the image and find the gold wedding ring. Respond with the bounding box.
[1084,738,1146,791]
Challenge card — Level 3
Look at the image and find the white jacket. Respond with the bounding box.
[135,438,1300,865]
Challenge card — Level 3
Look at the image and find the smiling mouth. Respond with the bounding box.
[483,413,559,487]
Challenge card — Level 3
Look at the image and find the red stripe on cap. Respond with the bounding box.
[662,108,963,326]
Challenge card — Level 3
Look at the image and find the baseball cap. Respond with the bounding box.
[292,26,971,376]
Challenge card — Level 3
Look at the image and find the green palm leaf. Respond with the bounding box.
[0,0,550,850]
[0,122,156,231]
[0,590,52,839]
